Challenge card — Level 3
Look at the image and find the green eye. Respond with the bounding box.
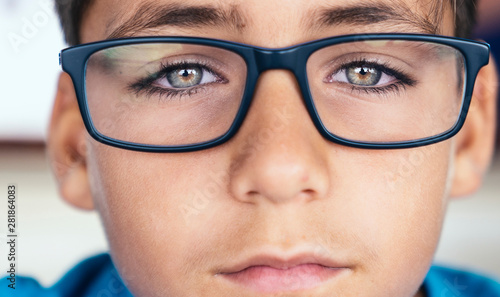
[166,66,203,88]
[346,66,382,86]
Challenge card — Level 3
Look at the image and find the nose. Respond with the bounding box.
[227,70,330,205]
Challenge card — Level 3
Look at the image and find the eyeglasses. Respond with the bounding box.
[60,34,490,152]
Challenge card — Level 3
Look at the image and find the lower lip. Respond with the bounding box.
[221,264,344,293]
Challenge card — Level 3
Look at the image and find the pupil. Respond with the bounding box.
[358,67,369,76]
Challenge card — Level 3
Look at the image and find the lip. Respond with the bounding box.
[216,248,350,293]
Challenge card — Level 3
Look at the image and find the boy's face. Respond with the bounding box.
[49,0,497,296]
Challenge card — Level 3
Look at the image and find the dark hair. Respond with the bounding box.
[454,0,479,38]
[55,0,478,46]
[55,0,94,46]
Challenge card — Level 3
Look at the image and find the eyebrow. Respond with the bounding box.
[106,2,247,39]
[311,3,439,34]
[106,2,439,40]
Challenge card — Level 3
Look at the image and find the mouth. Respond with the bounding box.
[216,250,350,293]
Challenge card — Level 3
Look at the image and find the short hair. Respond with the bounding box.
[55,0,478,46]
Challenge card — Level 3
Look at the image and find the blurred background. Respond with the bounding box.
[0,0,499,287]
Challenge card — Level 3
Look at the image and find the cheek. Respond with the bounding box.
[331,142,452,294]
[86,141,231,296]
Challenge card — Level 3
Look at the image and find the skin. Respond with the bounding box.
[48,0,498,296]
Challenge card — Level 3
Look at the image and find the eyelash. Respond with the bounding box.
[128,58,416,101]
[333,59,417,95]
[128,61,224,101]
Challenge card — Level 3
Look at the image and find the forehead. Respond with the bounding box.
[81,0,453,46]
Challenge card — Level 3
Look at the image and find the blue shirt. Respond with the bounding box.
[1,254,500,296]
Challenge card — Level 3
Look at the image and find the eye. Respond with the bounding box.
[329,63,395,87]
[127,60,230,101]
[154,64,219,89]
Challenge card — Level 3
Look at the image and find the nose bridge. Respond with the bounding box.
[227,49,331,205]
[254,47,300,72]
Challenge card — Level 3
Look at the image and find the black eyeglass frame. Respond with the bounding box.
[60,33,490,152]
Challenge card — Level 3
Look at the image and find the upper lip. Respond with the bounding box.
[218,246,350,274]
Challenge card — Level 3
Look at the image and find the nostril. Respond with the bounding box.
[303,189,314,195]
